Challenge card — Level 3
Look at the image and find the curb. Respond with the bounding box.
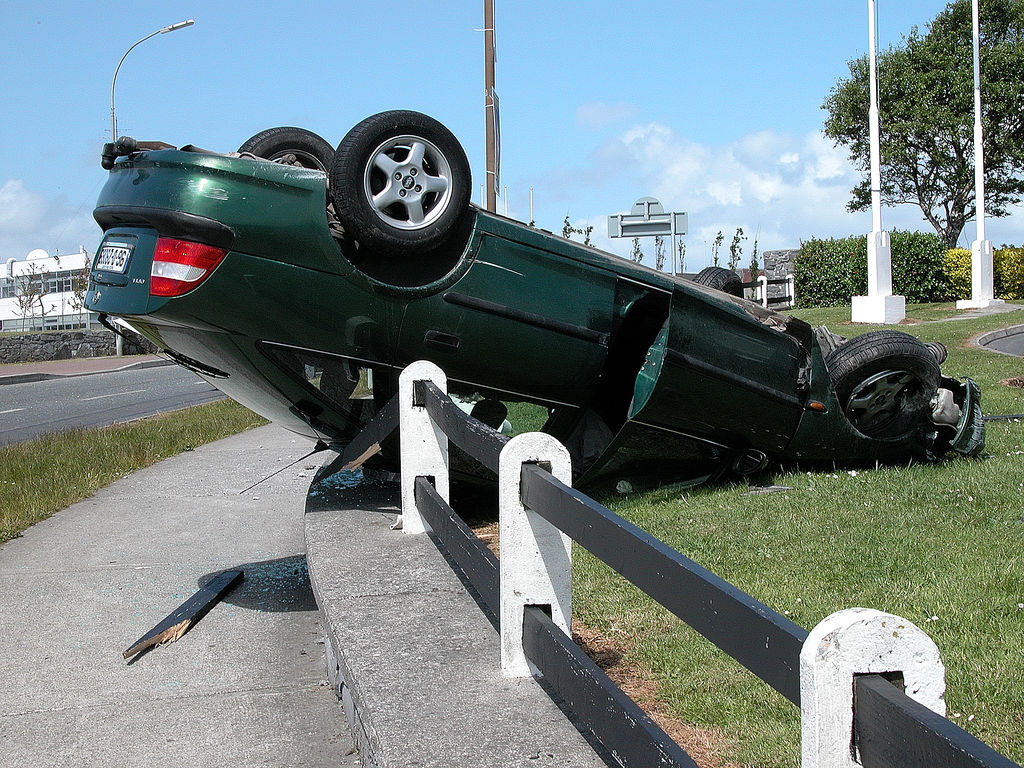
[0,357,173,386]
[971,323,1024,358]
[973,323,1024,348]
[305,469,608,768]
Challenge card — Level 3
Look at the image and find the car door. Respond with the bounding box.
[397,232,615,407]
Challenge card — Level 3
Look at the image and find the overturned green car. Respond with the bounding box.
[86,110,984,492]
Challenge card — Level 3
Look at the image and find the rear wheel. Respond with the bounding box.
[239,127,335,172]
[331,111,471,255]
[824,330,940,439]
[692,266,743,297]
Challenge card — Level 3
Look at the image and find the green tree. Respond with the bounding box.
[562,215,574,240]
[728,227,746,270]
[654,236,666,271]
[68,265,91,328]
[749,234,760,279]
[630,237,644,264]
[14,262,48,330]
[711,231,724,267]
[823,0,1024,248]
[562,215,594,246]
[676,239,686,273]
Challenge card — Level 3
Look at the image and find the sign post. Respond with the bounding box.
[607,197,688,273]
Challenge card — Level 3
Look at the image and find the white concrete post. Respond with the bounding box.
[498,433,573,677]
[787,273,796,308]
[757,274,769,308]
[398,361,449,535]
[800,608,945,768]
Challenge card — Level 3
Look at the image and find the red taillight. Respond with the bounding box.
[150,238,227,297]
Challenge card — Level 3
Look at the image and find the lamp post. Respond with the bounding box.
[110,19,194,142]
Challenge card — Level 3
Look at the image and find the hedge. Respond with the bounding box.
[942,247,1024,301]
[794,231,947,308]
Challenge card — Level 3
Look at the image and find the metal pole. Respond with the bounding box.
[972,0,986,244]
[867,0,882,236]
[957,0,1000,308]
[484,0,497,213]
[852,0,904,323]
[110,20,194,141]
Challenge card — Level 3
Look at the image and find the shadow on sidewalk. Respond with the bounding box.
[199,555,317,613]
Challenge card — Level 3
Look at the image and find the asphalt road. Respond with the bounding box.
[0,365,225,445]
[986,332,1024,357]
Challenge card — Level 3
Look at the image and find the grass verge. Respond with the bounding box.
[0,400,268,545]
[574,304,1024,768]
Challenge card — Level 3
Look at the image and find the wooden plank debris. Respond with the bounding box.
[122,569,244,660]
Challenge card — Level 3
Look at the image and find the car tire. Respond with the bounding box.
[239,127,335,172]
[692,266,744,297]
[824,330,940,439]
[331,110,471,255]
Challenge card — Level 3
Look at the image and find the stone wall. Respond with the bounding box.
[762,249,799,306]
[0,329,157,364]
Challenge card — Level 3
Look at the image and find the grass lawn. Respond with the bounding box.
[573,303,1024,767]
[0,399,268,545]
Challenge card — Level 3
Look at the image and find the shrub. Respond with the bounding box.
[942,246,1024,301]
[794,237,864,308]
[995,247,1024,300]
[943,248,972,300]
[889,230,948,302]
[794,231,948,308]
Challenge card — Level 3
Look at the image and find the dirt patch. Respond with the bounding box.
[1002,376,1024,388]
[572,622,739,768]
[471,521,735,768]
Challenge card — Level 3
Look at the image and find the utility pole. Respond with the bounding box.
[484,0,497,212]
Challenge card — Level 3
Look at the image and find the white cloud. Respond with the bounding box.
[576,101,637,131]
[707,179,743,206]
[0,180,100,261]
[563,122,881,261]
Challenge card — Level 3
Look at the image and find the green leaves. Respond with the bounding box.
[795,231,949,307]
[822,0,1024,248]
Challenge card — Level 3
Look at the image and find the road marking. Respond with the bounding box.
[0,408,25,415]
[82,389,147,401]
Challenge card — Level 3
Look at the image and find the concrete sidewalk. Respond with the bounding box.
[0,425,356,768]
[0,354,171,385]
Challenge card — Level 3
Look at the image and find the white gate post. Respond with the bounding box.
[757,274,769,308]
[398,361,449,535]
[800,608,945,768]
[498,433,573,677]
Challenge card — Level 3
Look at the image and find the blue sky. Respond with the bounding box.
[3,0,1021,271]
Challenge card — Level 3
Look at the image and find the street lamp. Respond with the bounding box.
[110,19,194,142]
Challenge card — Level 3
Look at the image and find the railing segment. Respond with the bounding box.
[363,361,1021,768]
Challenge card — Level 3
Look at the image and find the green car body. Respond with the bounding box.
[86,132,984,493]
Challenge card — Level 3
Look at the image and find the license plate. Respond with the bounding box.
[95,242,134,273]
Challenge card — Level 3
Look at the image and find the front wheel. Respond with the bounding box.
[330,111,471,255]
[824,330,940,440]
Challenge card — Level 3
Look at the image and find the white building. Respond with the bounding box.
[0,248,98,332]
